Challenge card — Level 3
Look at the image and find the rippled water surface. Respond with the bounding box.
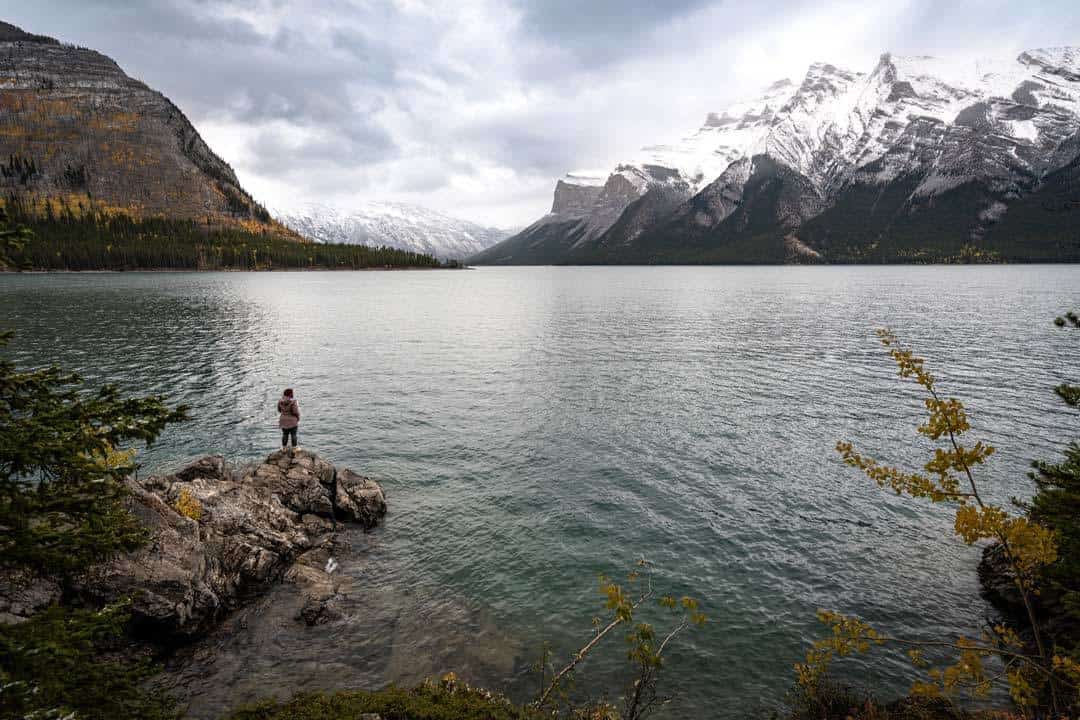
[5,266,1080,717]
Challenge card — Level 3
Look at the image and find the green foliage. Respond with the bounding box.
[61,162,90,190]
[0,225,188,720]
[0,206,30,268]
[252,202,272,224]
[221,183,253,215]
[0,602,178,720]
[2,199,443,270]
[228,680,546,720]
[1,153,39,187]
[1053,312,1080,407]
[0,333,188,578]
[1023,312,1080,655]
[784,680,1001,720]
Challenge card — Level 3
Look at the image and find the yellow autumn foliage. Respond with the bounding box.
[797,329,1075,713]
[174,489,203,521]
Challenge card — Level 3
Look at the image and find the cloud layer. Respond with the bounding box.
[7,0,1080,225]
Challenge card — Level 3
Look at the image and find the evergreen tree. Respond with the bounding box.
[0,332,189,579]
[0,211,189,718]
[1025,312,1080,649]
[0,207,29,268]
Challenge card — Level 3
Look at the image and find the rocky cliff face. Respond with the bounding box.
[0,21,286,234]
[551,177,603,217]
[476,46,1080,264]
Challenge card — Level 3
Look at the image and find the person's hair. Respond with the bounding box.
[283,388,294,398]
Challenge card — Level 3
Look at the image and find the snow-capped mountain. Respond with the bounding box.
[276,202,511,260]
[473,46,1080,265]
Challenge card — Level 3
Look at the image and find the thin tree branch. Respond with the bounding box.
[535,590,653,709]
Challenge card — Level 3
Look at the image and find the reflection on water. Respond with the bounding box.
[5,266,1080,717]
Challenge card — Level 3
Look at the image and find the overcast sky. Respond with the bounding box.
[5,1,1080,226]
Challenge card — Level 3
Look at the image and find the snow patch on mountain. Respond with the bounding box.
[627,77,797,192]
[275,202,512,260]
[562,170,608,187]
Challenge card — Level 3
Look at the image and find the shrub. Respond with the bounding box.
[228,680,545,720]
[174,488,203,520]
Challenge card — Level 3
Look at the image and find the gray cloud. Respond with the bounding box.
[511,0,714,64]
[4,0,1080,225]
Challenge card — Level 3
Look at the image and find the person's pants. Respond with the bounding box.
[281,427,298,447]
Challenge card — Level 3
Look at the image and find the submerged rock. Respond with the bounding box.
[76,449,386,639]
[286,537,349,626]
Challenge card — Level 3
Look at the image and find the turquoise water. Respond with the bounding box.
[5,266,1080,717]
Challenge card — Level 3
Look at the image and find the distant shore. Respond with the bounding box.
[2,265,468,273]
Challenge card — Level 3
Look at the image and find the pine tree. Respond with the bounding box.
[0,208,189,718]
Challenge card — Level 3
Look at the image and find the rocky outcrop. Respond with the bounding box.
[285,537,349,626]
[77,449,386,639]
[551,178,603,217]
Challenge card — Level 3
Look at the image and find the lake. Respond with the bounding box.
[5,266,1080,717]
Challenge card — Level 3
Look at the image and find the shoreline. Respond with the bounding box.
[1,265,467,273]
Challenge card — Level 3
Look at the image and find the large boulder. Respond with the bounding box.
[76,449,385,639]
[335,468,388,529]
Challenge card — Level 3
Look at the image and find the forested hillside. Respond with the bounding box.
[3,199,441,270]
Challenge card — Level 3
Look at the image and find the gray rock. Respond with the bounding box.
[978,541,1024,615]
[252,449,336,517]
[0,570,61,625]
[335,468,388,529]
[77,449,385,639]
[175,454,228,482]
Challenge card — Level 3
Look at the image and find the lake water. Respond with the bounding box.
[5,266,1080,718]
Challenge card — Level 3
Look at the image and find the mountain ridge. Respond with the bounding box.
[275,201,512,260]
[473,46,1080,265]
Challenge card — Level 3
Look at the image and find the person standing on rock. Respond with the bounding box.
[278,388,300,450]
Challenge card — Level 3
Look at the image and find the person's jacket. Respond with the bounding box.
[277,397,300,429]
